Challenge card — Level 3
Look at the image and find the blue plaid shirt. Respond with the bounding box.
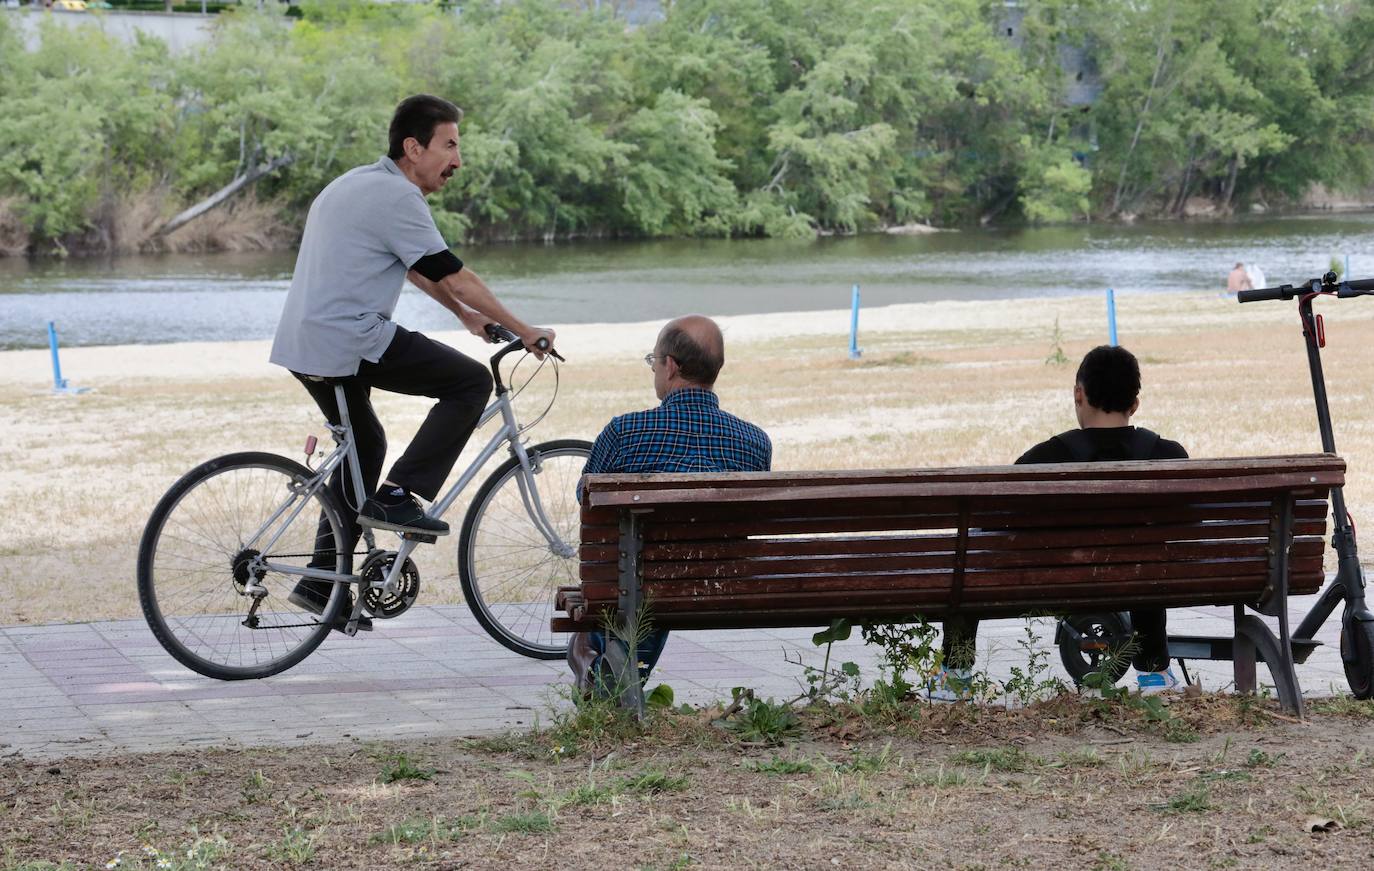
[583,387,772,476]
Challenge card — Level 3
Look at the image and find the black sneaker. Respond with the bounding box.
[287,580,372,633]
[358,495,450,536]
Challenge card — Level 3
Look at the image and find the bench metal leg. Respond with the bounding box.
[1234,613,1304,716]
[616,511,645,718]
[1233,605,1258,695]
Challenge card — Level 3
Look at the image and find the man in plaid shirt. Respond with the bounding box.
[568,315,772,696]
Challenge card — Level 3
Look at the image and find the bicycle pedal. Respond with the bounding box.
[400,531,439,544]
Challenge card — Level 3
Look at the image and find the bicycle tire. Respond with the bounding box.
[137,451,351,680]
[458,438,592,659]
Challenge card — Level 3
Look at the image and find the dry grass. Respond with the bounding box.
[3,694,1373,870]
[0,197,30,257]
[109,188,171,255]
[160,193,294,254]
[0,291,1369,624]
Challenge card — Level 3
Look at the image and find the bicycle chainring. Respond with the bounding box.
[359,550,421,619]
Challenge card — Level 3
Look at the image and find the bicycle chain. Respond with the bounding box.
[239,551,367,630]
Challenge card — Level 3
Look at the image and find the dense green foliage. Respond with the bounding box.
[1,0,1372,252]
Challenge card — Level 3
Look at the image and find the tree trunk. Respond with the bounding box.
[1111,4,1176,215]
[153,154,293,239]
[1221,155,1240,212]
[1170,141,1196,216]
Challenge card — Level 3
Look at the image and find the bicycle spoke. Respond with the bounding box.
[141,456,346,679]
[460,443,590,657]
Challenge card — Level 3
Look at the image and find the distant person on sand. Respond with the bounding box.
[1227,262,1254,294]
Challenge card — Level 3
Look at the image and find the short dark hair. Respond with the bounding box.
[388,94,463,160]
[1076,345,1140,413]
[656,325,723,386]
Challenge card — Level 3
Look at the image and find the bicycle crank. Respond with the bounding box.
[359,550,420,619]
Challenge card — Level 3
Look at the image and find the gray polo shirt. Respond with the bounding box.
[270,156,449,377]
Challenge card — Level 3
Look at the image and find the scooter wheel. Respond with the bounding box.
[1058,612,1133,687]
[1341,619,1374,700]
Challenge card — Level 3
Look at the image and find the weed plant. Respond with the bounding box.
[377,753,434,784]
[1002,618,1067,706]
[724,690,802,744]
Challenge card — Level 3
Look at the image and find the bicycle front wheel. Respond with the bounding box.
[458,439,592,659]
[137,452,351,680]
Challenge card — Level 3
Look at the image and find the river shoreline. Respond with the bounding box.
[4,200,1373,262]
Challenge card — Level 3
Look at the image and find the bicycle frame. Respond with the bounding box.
[246,362,574,607]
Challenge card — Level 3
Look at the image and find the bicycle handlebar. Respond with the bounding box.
[1238,272,1374,303]
[483,323,565,362]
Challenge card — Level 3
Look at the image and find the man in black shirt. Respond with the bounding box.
[936,345,1187,698]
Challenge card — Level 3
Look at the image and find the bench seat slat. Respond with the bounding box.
[575,559,1324,603]
[569,577,1294,622]
[559,583,1303,631]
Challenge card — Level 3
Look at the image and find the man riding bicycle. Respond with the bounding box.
[269,94,554,621]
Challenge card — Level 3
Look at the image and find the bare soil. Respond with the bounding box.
[4,694,1373,871]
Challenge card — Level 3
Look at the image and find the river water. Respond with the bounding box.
[2,212,1371,350]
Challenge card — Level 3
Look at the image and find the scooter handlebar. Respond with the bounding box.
[1237,273,1374,303]
[1237,286,1293,303]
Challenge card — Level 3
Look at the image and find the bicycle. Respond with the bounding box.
[1056,272,1374,699]
[137,325,590,680]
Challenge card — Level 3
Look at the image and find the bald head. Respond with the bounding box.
[655,315,724,387]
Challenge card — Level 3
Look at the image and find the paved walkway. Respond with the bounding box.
[1,596,1350,762]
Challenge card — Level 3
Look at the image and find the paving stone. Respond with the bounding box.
[0,599,1354,762]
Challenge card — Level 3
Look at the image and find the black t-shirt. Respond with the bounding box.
[1016,426,1189,465]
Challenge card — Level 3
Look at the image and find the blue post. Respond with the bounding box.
[48,321,67,390]
[848,284,862,359]
[1106,288,1119,346]
[1345,254,1351,280]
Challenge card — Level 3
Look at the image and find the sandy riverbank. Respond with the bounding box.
[2,291,1369,623]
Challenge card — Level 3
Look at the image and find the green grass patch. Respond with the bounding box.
[621,768,690,795]
[1154,784,1212,814]
[370,815,481,845]
[746,755,817,775]
[1310,697,1374,719]
[491,811,554,834]
[951,745,1038,772]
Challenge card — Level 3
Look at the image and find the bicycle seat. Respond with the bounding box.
[296,373,347,385]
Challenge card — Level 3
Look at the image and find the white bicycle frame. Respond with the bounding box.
[244,383,575,617]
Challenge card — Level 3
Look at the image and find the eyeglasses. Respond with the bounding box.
[643,353,662,368]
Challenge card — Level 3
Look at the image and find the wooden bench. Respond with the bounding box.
[554,455,1343,715]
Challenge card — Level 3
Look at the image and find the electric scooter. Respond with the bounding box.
[1056,272,1374,698]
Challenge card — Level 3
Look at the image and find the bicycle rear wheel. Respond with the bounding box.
[458,439,591,659]
[137,452,351,680]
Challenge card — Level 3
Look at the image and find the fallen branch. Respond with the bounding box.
[154,153,294,238]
